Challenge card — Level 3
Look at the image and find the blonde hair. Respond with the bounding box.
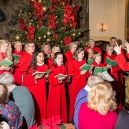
[87,74,104,88]
[24,42,34,52]
[0,40,12,61]
[106,44,114,50]
[69,41,79,50]
[93,52,101,60]
[41,42,51,53]
[51,45,61,58]
[73,47,84,60]
[88,81,117,115]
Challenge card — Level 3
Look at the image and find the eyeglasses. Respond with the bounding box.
[28,46,35,48]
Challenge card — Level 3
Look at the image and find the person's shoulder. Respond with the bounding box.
[13,86,31,93]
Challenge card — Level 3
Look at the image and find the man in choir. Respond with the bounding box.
[85,39,102,54]
[0,72,35,129]
[13,41,25,85]
[19,42,35,84]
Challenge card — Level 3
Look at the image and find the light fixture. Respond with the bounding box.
[99,23,106,32]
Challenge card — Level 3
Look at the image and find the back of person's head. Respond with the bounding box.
[93,52,101,59]
[0,72,14,86]
[0,83,9,104]
[87,74,104,88]
[88,81,117,115]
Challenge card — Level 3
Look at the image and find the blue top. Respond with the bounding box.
[73,89,88,129]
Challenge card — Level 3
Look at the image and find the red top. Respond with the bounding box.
[0,52,9,74]
[115,53,129,71]
[13,50,25,56]
[85,46,102,54]
[64,50,73,65]
[78,102,117,129]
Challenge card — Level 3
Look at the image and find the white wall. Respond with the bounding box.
[89,0,125,43]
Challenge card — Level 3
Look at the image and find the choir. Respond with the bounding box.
[0,38,125,127]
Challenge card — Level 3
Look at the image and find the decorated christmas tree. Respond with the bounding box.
[9,0,86,52]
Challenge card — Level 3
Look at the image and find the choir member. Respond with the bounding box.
[13,41,25,85]
[47,45,61,68]
[110,37,125,55]
[0,40,12,74]
[104,44,123,109]
[68,47,92,121]
[19,42,35,84]
[47,52,68,123]
[41,42,51,59]
[85,39,102,54]
[64,41,79,66]
[24,50,48,125]
[91,52,110,68]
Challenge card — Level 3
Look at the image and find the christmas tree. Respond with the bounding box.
[9,0,86,52]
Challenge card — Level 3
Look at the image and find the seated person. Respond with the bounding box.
[0,83,23,129]
[73,74,104,129]
[78,81,117,129]
[0,72,35,129]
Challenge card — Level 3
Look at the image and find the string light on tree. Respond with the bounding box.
[38,36,42,40]
[47,31,51,36]
[43,35,47,38]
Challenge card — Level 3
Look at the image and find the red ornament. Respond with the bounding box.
[26,25,35,41]
[63,36,72,46]
[18,18,26,31]
[53,34,59,39]
[48,14,57,30]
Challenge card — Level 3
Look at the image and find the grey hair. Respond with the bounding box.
[87,74,104,88]
[0,72,14,85]
[89,39,95,43]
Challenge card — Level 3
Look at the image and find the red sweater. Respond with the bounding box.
[78,103,117,129]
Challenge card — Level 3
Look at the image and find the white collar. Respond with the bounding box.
[9,85,17,92]
[84,85,91,92]
[95,60,100,65]
[37,62,44,66]
[78,59,82,62]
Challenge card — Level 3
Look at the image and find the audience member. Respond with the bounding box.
[0,72,35,129]
[78,81,117,129]
[73,74,104,129]
[0,83,23,129]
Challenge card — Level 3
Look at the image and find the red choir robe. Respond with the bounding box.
[24,63,48,125]
[13,50,25,85]
[115,53,129,71]
[91,61,105,67]
[64,50,73,66]
[0,52,10,74]
[68,59,91,121]
[47,58,53,68]
[85,46,102,54]
[19,52,33,85]
[104,53,123,108]
[47,65,68,123]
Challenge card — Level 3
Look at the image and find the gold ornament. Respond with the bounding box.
[36,24,40,28]
[60,40,63,43]
[28,12,31,15]
[47,31,51,36]
[31,0,35,1]
[46,38,51,42]
[28,22,32,25]
[72,33,76,37]
[70,24,72,27]
[38,36,42,40]
[43,35,47,38]
[38,0,42,3]
[14,34,21,41]
[62,2,66,6]
[78,32,81,35]
[56,21,58,23]
[20,10,23,13]
[43,6,48,12]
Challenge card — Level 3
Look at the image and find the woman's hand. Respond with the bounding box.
[106,64,112,69]
[35,74,44,80]
[0,66,5,70]
[114,42,121,55]
[58,76,66,80]
[80,70,87,75]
